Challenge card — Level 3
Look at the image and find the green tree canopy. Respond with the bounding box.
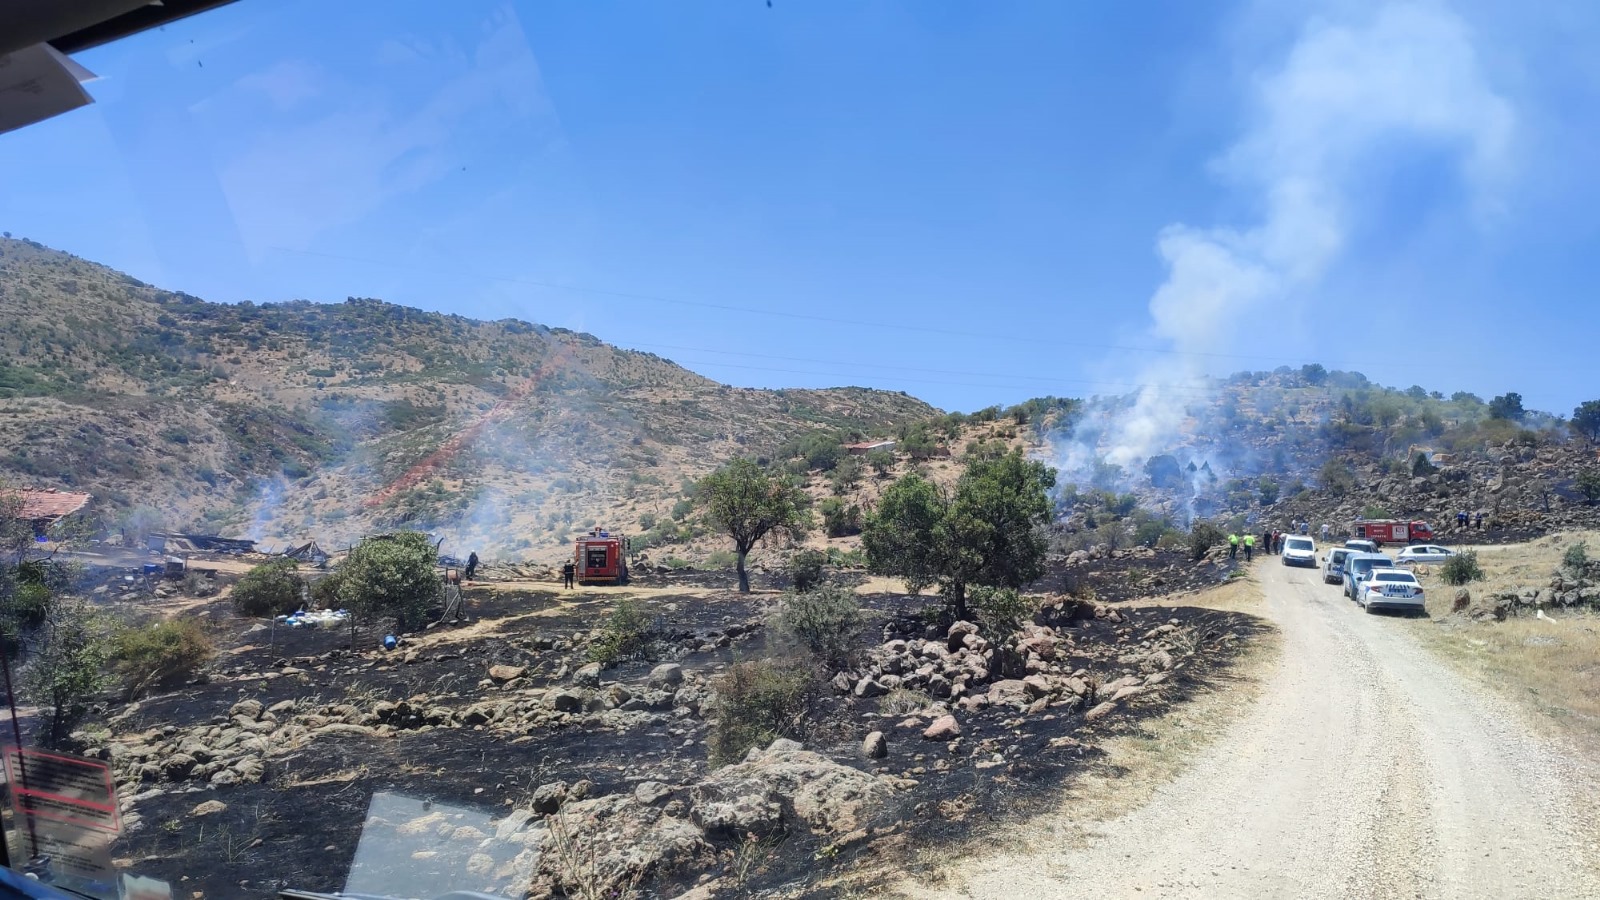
[336,531,440,630]
[863,449,1055,621]
[231,558,305,617]
[1488,392,1525,421]
[1572,400,1600,443]
[697,458,812,592]
[23,602,111,748]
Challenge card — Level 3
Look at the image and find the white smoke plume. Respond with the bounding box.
[1053,1,1513,500]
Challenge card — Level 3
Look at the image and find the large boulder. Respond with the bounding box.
[489,664,527,684]
[692,745,896,838]
[532,781,570,814]
[922,715,961,741]
[648,663,685,689]
[540,794,708,898]
[986,679,1029,706]
[572,662,603,688]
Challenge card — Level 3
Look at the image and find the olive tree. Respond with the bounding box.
[336,532,441,631]
[1573,400,1600,443]
[863,449,1055,622]
[23,601,111,748]
[697,459,812,593]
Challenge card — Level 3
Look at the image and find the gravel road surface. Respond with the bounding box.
[905,558,1600,899]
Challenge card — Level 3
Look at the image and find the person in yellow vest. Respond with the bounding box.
[1227,533,1239,559]
[1243,532,1255,562]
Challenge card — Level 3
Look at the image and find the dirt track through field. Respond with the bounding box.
[904,558,1600,899]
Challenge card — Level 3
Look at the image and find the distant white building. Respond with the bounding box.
[845,439,896,456]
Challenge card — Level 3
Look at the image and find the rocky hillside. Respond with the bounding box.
[0,237,936,554]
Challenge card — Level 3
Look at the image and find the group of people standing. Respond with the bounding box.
[1455,510,1486,530]
[1226,521,1328,562]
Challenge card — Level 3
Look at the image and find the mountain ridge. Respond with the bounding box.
[0,236,938,555]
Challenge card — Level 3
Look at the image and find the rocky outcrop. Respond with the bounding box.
[692,742,898,838]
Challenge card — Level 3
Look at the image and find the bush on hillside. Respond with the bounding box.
[1562,542,1588,576]
[338,532,441,630]
[231,559,304,617]
[1189,522,1225,560]
[866,449,895,477]
[1439,550,1484,586]
[777,585,862,666]
[819,497,863,538]
[587,599,656,667]
[787,550,827,592]
[708,659,819,766]
[110,618,215,700]
[970,585,1034,642]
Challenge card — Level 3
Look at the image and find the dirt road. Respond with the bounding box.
[905,558,1600,899]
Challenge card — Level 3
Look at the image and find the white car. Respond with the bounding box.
[1396,545,1455,565]
[1323,547,1353,585]
[1344,539,1378,555]
[1359,569,1426,615]
[1281,536,1317,568]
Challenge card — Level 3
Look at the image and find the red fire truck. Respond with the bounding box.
[574,529,628,585]
[1353,519,1435,546]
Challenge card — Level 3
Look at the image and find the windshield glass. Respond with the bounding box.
[1,2,1595,898]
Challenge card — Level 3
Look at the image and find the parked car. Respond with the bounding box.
[1323,547,1353,585]
[1343,553,1395,600]
[1343,539,1378,555]
[1358,569,1426,614]
[1396,545,1456,565]
[1282,536,1317,567]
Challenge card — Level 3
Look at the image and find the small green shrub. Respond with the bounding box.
[1439,550,1484,585]
[819,497,863,537]
[970,585,1034,641]
[1562,542,1588,575]
[638,512,658,531]
[231,559,304,617]
[110,618,215,700]
[787,550,827,592]
[1362,505,1391,520]
[1189,522,1225,560]
[708,659,818,766]
[587,599,655,667]
[703,549,739,569]
[777,585,862,665]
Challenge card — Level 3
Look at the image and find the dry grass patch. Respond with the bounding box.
[1405,531,1600,751]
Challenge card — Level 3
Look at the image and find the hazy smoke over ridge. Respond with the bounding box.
[1052,2,1513,499]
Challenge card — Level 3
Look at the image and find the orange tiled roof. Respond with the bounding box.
[10,489,92,520]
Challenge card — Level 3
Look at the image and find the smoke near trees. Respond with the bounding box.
[1042,3,1515,508]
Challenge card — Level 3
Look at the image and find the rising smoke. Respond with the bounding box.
[1045,1,1513,515]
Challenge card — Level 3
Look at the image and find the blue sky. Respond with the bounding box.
[2,0,1597,415]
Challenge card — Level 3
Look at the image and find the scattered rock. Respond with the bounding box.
[488,664,527,684]
[532,781,569,815]
[634,781,673,805]
[545,688,587,712]
[693,747,896,837]
[190,800,227,817]
[648,663,685,689]
[853,676,888,699]
[862,731,888,759]
[922,715,961,741]
[1085,701,1117,722]
[540,794,708,898]
[572,663,602,687]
